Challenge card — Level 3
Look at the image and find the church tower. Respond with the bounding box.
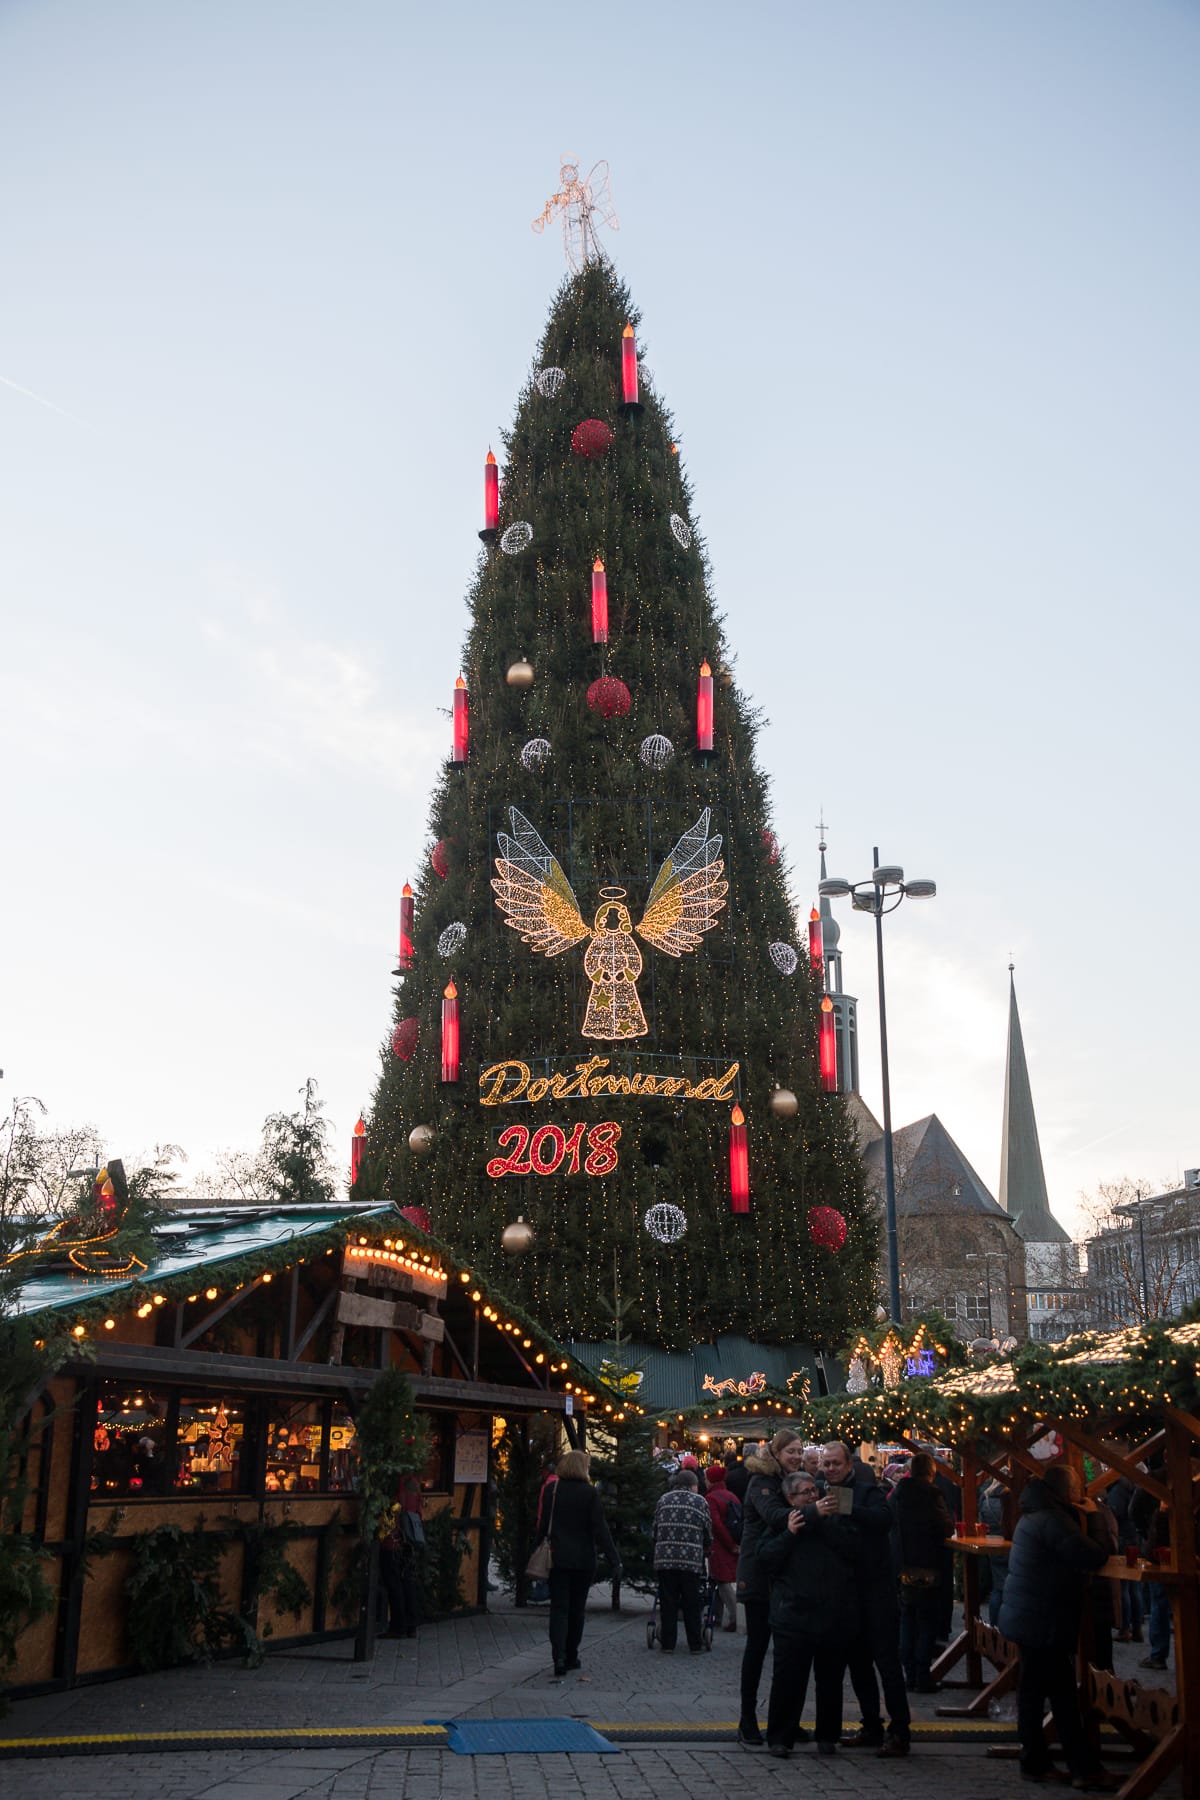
[998,966,1068,1243]
[817,829,859,1095]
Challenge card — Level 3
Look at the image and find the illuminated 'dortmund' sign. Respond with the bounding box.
[479,1056,741,1107]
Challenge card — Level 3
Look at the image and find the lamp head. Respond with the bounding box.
[872,864,904,886]
[904,879,937,898]
[818,878,851,898]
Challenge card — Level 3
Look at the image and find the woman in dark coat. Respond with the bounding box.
[735,1427,805,1746]
[890,1452,953,1690]
[758,1470,858,1753]
[997,1466,1109,1786]
[535,1448,621,1678]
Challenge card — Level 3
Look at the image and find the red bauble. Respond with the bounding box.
[431,839,450,879]
[586,676,632,720]
[400,1205,431,1233]
[571,418,613,459]
[761,828,779,865]
[808,1205,847,1251]
[391,1018,419,1061]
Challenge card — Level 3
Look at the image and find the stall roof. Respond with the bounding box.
[9,1202,393,1318]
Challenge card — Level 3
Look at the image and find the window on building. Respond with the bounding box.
[174,1395,251,1493]
[265,1399,324,1495]
[91,1382,171,1498]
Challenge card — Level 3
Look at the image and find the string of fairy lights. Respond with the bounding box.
[369,262,877,1352]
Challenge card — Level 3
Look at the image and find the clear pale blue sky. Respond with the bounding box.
[2,1,1196,1233]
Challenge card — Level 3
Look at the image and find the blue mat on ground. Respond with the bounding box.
[430,1718,621,1755]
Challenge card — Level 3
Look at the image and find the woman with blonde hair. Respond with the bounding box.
[735,1427,807,1747]
[532,1448,621,1678]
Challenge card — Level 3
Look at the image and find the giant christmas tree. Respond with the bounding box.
[362,254,877,1359]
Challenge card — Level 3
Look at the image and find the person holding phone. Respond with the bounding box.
[821,1439,912,1758]
[735,1428,806,1746]
[757,1471,858,1755]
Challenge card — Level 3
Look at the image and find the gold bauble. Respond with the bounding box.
[769,1086,799,1120]
[506,659,535,690]
[408,1124,436,1155]
[501,1215,535,1256]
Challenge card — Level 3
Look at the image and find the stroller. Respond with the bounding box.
[646,1571,717,1651]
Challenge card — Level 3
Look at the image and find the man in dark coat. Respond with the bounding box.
[997,1465,1109,1786]
[822,1439,911,1757]
[758,1470,858,1754]
[890,1452,953,1690]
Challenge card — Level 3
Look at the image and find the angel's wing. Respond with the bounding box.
[636,810,728,957]
[492,809,588,958]
[585,160,620,232]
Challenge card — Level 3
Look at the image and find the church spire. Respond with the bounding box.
[999,966,1068,1243]
[814,814,859,1094]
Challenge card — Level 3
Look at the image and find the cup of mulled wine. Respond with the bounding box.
[1154,1547,1171,1567]
[1125,1545,1139,1567]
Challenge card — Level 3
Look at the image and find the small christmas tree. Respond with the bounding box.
[362,255,876,1356]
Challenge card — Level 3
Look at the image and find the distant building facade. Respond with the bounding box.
[1085,1172,1200,1327]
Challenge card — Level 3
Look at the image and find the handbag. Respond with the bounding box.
[402,1508,426,1548]
[525,1481,557,1579]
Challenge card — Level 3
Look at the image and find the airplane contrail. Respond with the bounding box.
[0,372,94,429]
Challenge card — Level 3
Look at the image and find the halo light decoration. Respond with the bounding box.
[408,1124,436,1155]
[571,418,613,459]
[639,733,675,771]
[391,1018,420,1061]
[644,1202,688,1244]
[535,366,566,397]
[586,675,632,720]
[437,922,467,958]
[769,941,799,975]
[500,521,534,554]
[520,736,552,770]
[669,513,692,549]
[506,659,535,689]
[808,1205,848,1251]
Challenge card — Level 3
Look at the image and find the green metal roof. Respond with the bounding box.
[568,1336,820,1413]
[11,1203,391,1318]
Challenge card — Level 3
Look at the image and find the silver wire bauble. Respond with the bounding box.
[643,1203,688,1244]
[535,366,566,397]
[769,942,799,975]
[520,737,552,770]
[500,522,533,554]
[669,514,692,548]
[639,733,675,771]
[437,922,467,957]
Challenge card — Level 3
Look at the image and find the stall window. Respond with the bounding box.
[265,1399,323,1495]
[420,1413,453,1492]
[174,1396,250,1493]
[91,1382,170,1498]
[327,1403,359,1493]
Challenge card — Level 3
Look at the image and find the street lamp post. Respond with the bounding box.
[1114,1193,1152,1322]
[819,849,936,1325]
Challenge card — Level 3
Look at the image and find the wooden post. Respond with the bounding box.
[1165,1415,1199,1798]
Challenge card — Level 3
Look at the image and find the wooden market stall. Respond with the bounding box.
[5,1200,610,1695]
[805,1322,1200,1800]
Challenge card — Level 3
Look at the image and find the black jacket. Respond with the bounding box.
[997,1480,1107,1649]
[541,1476,619,1575]
[758,1506,859,1644]
[826,1461,894,1587]
[890,1474,953,1572]
[725,1461,750,1503]
[735,1452,793,1602]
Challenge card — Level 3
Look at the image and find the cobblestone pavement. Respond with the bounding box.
[1,1588,1179,1799]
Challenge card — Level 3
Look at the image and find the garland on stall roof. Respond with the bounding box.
[20,1209,630,1408]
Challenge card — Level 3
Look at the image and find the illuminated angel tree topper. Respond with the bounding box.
[363,256,876,1351]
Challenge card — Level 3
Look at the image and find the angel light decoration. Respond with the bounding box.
[532,158,619,273]
[492,808,728,1041]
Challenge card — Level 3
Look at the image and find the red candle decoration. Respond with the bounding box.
[729,1104,750,1214]
[591,556,609,644]
[819,995,838,1093]
[697,659,714,752]
[452,675,469,764]
[351,1114,366,1185]
[808,906,824,980]
[441,979,460,1083]
[484,449,499,534]
[398,882,415,971]
[621,323,639,405]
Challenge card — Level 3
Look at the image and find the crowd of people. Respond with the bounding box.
[527,1430,1138,1790]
